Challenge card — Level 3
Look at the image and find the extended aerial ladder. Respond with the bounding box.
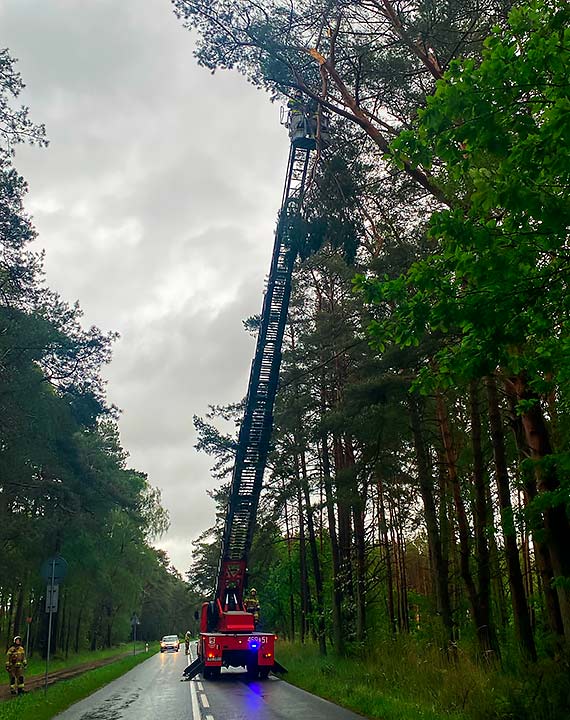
[183,100,326,681]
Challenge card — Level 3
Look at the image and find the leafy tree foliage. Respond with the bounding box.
[180,9,570,715]
[0,49,194,654]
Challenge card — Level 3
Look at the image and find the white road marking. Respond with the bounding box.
[200,693,210,708]
[206,716,214,720]
[197,681,203,691]
[189,677,201,720]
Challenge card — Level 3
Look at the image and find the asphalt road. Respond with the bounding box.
[54,648,366,720]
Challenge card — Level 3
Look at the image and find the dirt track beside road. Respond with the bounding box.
[0,653,131,700]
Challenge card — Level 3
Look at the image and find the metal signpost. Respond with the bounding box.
[40,555,68,693]
[131,614,140,656]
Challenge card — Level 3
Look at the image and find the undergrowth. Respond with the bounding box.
[276,637,570,720]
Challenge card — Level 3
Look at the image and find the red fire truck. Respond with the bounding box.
[183,97,324,681]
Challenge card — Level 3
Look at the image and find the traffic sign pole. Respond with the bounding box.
[131,614,140,656]
[44,558,56,694]
[41,555,67,695]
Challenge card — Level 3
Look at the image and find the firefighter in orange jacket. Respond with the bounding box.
[6,635,27,695]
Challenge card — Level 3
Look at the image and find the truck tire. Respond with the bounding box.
[204,667,221,680]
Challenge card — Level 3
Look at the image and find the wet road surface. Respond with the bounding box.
[55,648,366,720]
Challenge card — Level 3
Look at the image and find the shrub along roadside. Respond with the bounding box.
[276,640,570,720]
[0,651,155,720]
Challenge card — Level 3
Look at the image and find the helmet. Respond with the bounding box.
[250,588,257,595]
[13,636,22,643]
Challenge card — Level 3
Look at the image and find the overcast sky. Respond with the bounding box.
[2,0,290,573]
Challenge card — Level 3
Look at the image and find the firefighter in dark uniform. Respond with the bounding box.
[243,588,261,628]
[6,635,27,695]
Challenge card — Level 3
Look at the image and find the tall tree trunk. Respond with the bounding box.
[13,584,24,638]
[395,494,409,633]
[469,380,499,657]
[408,393,453,643]
[505,382,564,637]
[296,479,309,643]
[299,446,327,654]
[74,606,83,654]
[486,375,537,660]
[321,428,344,654]
[377,473,396,634]
[353,495,367,642]
[436,392,492,659]
[334,434,355,639]
[282,482,296,641]
[509,374,570,640]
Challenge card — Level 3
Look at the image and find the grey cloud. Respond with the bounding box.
[3,0,289,573]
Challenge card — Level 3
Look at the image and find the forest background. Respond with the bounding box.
[2,0,570,718]
[179,0,570,718]
[0,47,197,658]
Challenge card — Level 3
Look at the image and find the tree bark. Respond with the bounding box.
[320,428,344,654]
[408,393,454,643]
[436,391,495,660]
[353,494,367,642]
[377,473,396,634]
[282,482,296,641]
[296,478,309,643]
[299,445,327,654]
[486,375,536,660]
[506,386,563,636]
[508,373,570,639]
[469,380,499,657]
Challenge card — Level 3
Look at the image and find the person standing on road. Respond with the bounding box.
[184,630,192,655]
[6,635,27,695]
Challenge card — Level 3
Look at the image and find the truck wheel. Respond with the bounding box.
[259,668,270,680]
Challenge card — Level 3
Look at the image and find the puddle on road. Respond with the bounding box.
[76,689,142,720]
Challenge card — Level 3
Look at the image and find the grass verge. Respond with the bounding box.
[276,638,570,720]
[0,651,155,720]
[22,643,153,679]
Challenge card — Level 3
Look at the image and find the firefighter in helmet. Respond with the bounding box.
[184,630,192,655]
[287,90,307,142]
[6,635,27,695]
[243,587,261,627]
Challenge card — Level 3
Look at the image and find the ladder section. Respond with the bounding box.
[216,144,313,599]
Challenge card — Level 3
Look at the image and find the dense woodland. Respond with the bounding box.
[180,0,570,705]
[2,0,569,713]
[0,48,196,656]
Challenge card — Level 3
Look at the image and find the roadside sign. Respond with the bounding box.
[41,555,67,694]
[45,583,59,613]
[130,614,140,626]
[40,556,68,585]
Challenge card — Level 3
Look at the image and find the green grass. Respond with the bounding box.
[19,642,154,679]
[0,651,155,720]
[276,638,570,720]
